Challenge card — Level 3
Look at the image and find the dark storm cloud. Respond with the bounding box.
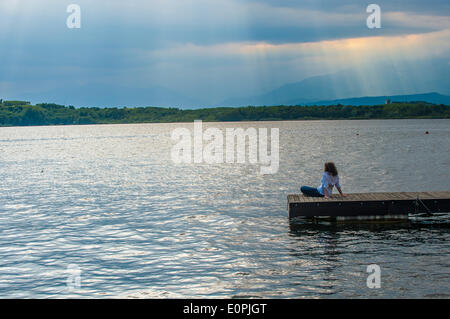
[0,0,449,106]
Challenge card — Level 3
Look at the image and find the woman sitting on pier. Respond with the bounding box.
[301,162,346,198]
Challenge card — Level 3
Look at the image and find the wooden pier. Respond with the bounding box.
[287,191,450,220]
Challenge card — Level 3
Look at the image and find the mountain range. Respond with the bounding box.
[302,92,450,106]
[4,64,450,108]
[219,65,450,107]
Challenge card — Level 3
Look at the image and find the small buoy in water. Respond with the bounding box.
[425,131,429,134]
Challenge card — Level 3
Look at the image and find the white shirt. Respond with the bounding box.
[317,172,341,196]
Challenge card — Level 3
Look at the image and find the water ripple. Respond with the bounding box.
[0,120,449,298]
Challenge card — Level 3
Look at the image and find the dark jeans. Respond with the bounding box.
[301,186,324,197]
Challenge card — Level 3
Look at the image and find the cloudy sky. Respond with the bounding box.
[0,0,449,107]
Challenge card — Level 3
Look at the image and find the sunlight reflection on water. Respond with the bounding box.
[0,119,449,298]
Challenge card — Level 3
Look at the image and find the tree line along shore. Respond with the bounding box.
[0,100,449,127]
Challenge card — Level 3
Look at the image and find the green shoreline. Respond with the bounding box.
[0,100,449,127]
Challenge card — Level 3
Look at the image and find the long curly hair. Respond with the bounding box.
[324,162,338,176]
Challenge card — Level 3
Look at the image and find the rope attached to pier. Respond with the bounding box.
[414,197,434,216]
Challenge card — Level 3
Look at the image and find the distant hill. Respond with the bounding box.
[303,93,450,106]
[220,64,450,107]
[4,63,450,109]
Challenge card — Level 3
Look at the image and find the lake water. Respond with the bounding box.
[0,119,449,298]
